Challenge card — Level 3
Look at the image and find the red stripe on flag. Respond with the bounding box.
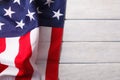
[0,38,6,53]
[46,28,63,80]
[15,32,34,80]
[0,63,8,73]
[0,38,8,73]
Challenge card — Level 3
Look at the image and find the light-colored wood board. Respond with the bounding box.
[60,42,120,63]
[59,64,120,80]
[63,20,120,41]
[66,0,120,19]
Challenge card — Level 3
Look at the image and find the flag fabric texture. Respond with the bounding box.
[0,0,66,80]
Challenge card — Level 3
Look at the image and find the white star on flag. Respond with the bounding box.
[44,0,54,7]
[16,20,25,29]
[53,9,63,20]
[0,22,5,30]
[37,7,42,14]
[13,0,21,5]
[26,10,35,21]
[4,7,15,18]
[30,0,34,4]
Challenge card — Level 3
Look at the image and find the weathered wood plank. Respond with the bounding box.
[59,64,120,80]
[66,0,120,19]
[60,42,120,63]
[63,20,120,41]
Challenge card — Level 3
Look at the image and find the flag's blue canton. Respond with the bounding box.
[0,0,66,37]
[36,0,66,28]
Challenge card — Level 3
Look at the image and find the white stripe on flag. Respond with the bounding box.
[36,26,52,80]
[0,37,19,78]
[30,27,41,80]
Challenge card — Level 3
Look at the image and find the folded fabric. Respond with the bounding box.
[0,0,66,80]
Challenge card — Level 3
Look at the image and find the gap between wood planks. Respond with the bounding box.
[65,19,120,20]
[59,62,120,64]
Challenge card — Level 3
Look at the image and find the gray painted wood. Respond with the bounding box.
[59,64,120,80]
[59,0,120,80]
[63,20,120,41]
[60,42,120,63]
[66,0,120,19]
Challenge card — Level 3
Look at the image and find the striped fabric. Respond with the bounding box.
[0,0,66,80]
[0,26,63,80]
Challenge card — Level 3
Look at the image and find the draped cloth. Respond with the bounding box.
[0,0,66,80]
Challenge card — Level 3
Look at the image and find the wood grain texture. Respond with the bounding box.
[59,64,120,80]
[66,0,120,19]
[59,0,120,80]
[63,20,120,41]
[60,42,120,63]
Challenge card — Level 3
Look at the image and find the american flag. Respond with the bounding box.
[0,0,66,80]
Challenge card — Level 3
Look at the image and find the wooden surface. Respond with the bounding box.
[59,64,120,80]
[63,20,120,41]
[59,0,120,80]
[66,0,120,19]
